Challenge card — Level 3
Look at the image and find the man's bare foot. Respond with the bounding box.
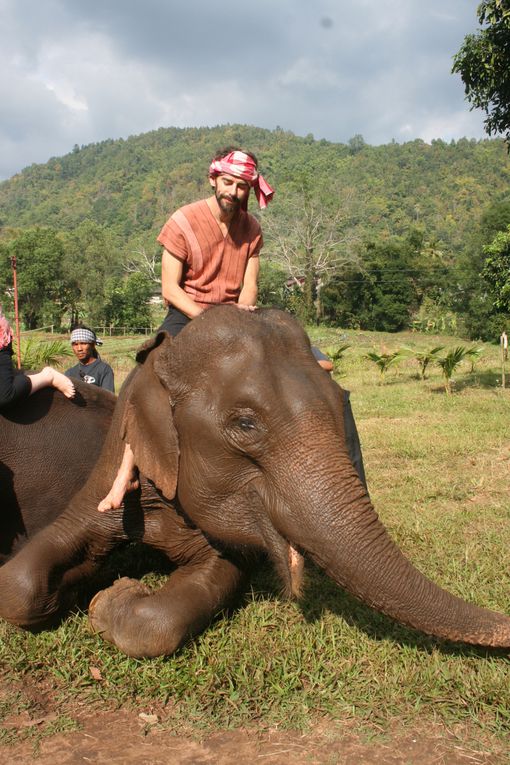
[97,471,140,512]
[43,367,75,398]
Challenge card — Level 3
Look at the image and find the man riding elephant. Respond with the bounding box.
[99,147,365,512]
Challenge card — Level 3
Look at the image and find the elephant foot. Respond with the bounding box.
[88,577,151,645]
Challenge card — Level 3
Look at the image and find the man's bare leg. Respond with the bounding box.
[28,367,75,398]
[98,442,139,512]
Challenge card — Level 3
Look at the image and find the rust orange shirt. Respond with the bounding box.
[157,199,263,307]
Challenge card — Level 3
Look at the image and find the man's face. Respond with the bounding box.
[72,341,95,363]
[210,173,250,215]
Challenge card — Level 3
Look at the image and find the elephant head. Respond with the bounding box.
[114,305,510,649]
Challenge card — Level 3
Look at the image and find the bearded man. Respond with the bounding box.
[98,148,274,511]
[158,147,273,336]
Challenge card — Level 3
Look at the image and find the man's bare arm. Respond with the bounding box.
[161,249,204,318]
[238,256,259,308]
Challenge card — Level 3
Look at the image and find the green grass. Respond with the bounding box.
[2,324,510,748]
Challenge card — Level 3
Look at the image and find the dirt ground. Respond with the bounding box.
[2,684,509,765]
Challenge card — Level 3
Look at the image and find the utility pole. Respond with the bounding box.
[10,256,22,369]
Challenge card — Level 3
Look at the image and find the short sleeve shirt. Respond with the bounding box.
[157,199,263,307]
[65,356,115,393]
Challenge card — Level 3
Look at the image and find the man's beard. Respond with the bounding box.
[216,190,241,215]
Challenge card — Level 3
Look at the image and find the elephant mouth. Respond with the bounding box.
[288,543,305,597]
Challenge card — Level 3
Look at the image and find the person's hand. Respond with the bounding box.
[317,359,334,374]
[236,304,258,312]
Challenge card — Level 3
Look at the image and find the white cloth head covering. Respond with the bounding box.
[70,328,103,346]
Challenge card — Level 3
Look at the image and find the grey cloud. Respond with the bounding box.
[0,0,489,180]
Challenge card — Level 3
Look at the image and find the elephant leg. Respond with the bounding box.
[88,555,245,658]
[0,507,127,629]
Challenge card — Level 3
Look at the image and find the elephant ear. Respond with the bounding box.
[121,332,179,500]
[134,330,168,365]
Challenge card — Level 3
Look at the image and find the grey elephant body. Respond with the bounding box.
[1,306,510,658]
[0,383,115,561]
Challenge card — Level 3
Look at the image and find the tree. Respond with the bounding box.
[257,260,290,309]
[62,220,124,325]
[123,244,161,286]
[465,346,484,372]
[0,228,71,329]
[454,198,510,340]
[326,237,421,332]
[263,178,361,323]
[102,272,153,329]
[481,225,510,311]
[348,134,367,155]
[452,1,510,141]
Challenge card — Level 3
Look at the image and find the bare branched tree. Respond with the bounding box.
[124,247,161,285]
[263,183,363,322]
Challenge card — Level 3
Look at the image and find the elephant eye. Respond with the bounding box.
[237,416,256,431]
[225,410,265,454]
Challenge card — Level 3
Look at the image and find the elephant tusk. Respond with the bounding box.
[288,544,305,598]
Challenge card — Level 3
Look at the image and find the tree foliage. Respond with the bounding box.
[453,0,510,141]
[61,220,124,325]
[0,124,510,336]
[102,272,154,329]
[257,261,291,309]
[0,228,70,328]
[322,234,426,332]
[263,177,361,323]
[481,224,510,311]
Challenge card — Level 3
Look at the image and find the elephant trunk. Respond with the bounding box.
[276,450,510,648]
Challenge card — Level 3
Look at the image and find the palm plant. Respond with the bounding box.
[326,343,350,373]
[406,345,445,380]
[465,346,484,373]
[366,350,402,381]
[17,338,72,370]
[436,346,468,395]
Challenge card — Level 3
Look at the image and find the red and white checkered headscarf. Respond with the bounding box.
[0,305,13,350]
[209,151,274,209]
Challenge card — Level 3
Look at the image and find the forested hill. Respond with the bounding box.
[1,124,509,256]
[1,124,510,340]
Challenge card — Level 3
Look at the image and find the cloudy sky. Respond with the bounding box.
[1,0,487,181]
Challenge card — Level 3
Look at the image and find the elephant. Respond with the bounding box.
[0,382,115,562]
[1,305,510,658]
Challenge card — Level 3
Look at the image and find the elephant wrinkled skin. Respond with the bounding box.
[1,306,510,658]
[0,381,115,561]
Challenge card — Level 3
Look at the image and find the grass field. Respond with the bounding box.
[1,324,510,751]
